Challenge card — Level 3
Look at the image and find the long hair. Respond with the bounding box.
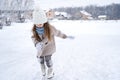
[31,22,51,41]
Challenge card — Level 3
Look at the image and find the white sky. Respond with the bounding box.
[34,0,120,9]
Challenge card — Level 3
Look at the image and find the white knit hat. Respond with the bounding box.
[33,7,47,24]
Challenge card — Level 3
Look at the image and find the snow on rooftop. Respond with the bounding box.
[98,15,107,18]
[80,10,92,16]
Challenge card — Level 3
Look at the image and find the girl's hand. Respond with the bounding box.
[36,42,43,51]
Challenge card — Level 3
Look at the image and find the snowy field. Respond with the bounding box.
[0,20,120,80]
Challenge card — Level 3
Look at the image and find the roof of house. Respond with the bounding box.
[80,10,91,16]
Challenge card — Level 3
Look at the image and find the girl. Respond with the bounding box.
[31,8,69,79]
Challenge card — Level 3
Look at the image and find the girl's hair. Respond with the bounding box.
[31,22,51,41]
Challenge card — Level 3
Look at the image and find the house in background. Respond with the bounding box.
[98,15,107,20]
[54,11,71,20]
[80,10,93,20]
[45,9,55,20]
[42,9,71,20]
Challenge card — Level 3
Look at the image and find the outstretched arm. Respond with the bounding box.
[51,26,67,39]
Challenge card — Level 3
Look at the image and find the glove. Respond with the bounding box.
[36,42,43,51]
[67,36,75,39]
[35,42,44,57]
[62,35,67,39]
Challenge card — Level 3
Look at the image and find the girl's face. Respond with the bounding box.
[36,24,44,27]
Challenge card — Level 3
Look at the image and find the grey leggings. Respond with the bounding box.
[38,55,53,67]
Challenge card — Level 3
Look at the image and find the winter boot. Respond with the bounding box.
[40,64,46,76]
[47,67,54,79]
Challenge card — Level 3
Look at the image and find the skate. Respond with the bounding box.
[47,67,54,79]
[41,64,46,76]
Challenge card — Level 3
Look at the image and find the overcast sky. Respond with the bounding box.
[34,0,120,9]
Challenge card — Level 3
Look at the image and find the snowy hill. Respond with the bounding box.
[0,20,120,80]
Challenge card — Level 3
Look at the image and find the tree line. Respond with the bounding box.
[54,3,120,20]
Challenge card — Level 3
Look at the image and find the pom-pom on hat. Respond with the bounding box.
[33,7,47,24]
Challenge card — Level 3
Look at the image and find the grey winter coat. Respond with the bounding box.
[31,25,67,57]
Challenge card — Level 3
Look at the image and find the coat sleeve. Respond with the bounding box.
[31,36,39,47]
[50,25,67,39]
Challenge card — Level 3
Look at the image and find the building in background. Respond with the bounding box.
[45,9,55,20]
[54,11,71,20]
[98,15,107,20]
[80,10,93,20]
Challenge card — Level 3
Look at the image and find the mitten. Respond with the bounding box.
[36,42,43,51]
[62,35,67,39]
[67,36,75,39]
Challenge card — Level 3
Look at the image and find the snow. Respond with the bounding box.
[0,20,120,80]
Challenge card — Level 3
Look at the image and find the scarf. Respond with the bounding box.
[36,27,44,35]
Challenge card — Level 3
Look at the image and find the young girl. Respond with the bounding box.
[31,8,68,79]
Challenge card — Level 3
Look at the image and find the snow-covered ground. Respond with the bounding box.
[0,20,120,80]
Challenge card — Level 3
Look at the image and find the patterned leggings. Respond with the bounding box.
[38,55,53,67]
